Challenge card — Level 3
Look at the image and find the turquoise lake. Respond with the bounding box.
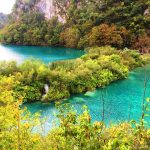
[0,45,150,132]
[24,67,150,132]
[0,45,84,63]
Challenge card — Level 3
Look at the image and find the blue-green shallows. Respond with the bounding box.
[24,67,150,132]
[1,44,150,133]
[0,45,84,63]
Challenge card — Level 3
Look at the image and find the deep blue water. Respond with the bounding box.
[1,44,150,133]
[0,45,84,63]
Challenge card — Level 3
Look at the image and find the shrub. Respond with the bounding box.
[88,24,124,48]
[133,34,150,53]
[0,46,145,102]
[0,61,18,75]
[60,27,81,48]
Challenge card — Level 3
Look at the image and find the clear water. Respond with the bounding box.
[1,44,149,132]
[0,45,84,63]
[24,66,150,132]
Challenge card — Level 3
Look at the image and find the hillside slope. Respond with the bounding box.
[12,0,66,22]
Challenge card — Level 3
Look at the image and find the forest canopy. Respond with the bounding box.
[0,0,150,52]
[0,1,150,149]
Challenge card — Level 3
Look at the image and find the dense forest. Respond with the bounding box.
[0,0,150,53]
[0,0,150,149]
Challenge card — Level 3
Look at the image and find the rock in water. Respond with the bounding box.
[84,91,96,97]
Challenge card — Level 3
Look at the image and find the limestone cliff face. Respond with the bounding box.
[0,13,8,29]
[36,0,64,22]
[13,0,65,22]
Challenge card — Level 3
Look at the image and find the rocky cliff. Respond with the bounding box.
[13,0,66,22]
[0,13,8,29]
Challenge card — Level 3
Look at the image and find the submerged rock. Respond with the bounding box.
[73,97,85,103]
[84,91,96,97]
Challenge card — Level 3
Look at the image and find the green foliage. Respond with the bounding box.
[0,99,42,150]
[45,17,64,45]
[14,82,43,102]
[0,61,17,75]
[0,48,149,149]
[0,75,15,104]
[88,24,132,48]
[133,34,150,53]
[0,1,149,148]
[0,46,144,103]
[60,26,81,48]
[1,101,149,150]
[0,0,150,51]
[43,88,70,102]
[44,104,150,150]
[0,13,63,46]
[142,54,150,63]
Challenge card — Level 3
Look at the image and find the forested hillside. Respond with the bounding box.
[0,1,150,149]
[0,0,150,52]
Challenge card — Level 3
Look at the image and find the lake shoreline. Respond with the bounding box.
[23,65,150,133]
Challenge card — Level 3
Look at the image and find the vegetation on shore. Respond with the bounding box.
[0,1,150,149]
[0,45,149,149]
[1,62,150,149]
[0,46,146,103]
[1,96,150,150]
[0,0,150,52]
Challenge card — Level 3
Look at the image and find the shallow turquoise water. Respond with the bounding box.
[0,45,84,63]
[24,66,150,132]
[1,44,149,132]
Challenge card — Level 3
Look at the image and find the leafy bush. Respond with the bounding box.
[88,24,124,48]
[0,46,145,103]
[2,101,149,150]
[60,27,81,48]
[0,1,149,52]
[0,61,18,75]
[133,34,150,53]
